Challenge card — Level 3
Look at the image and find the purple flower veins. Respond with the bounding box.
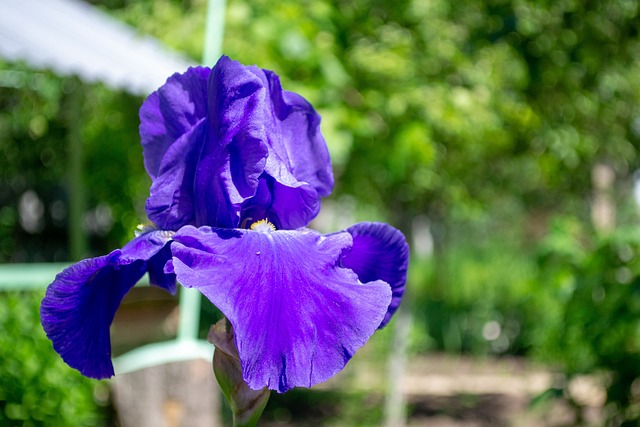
[40,56,409,393]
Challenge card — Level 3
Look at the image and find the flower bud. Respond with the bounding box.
[208,318,270,427]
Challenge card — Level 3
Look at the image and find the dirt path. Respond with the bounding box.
[311,354,604,426]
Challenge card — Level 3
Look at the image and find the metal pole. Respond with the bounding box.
[177,0,227,341]
[202,0,227,66]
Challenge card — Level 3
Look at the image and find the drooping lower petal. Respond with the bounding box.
[169,225,392,393]
[341,222,410,328]
[121,229,177,294]
[146,243,177,293]
[40,230,174,379]
[40,251,145,379]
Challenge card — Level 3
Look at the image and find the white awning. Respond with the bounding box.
[0,0,195,95]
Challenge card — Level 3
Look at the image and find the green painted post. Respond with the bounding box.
[177,0,227,342]
[0,263,70,290]
[202,0,227,67]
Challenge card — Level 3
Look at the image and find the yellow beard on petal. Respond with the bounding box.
[250,219,276,233]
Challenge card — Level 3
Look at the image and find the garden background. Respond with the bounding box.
[2,0,640,425]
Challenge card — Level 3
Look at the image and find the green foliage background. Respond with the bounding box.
[0,292,108,426]
[2,0,640,424]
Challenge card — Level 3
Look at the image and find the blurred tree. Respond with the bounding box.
[534,222,640,426]
[216,0,640,235]
[2,0,640,423]
[216,0,640,358]
[2,0,640,370]
[0,63,147,262]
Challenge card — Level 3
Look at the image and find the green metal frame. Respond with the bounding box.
[0,263,72,291]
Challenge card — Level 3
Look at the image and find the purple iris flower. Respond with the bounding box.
[40,56,409,393]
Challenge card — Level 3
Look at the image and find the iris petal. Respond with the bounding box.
[146,244,177,293]
[197,56,332,229]
[169,225,391,392]
[249,66,332,227]
[341,222,410,328]
[140,56,334,230]
[146,119,206,229]
[239,175,320,230]
[194,56,269,228]
[121,230,177,294]
[40,230,174,379]
[267,179,319,230]
[40,251,144,379]
[139,66,210,179]
[262,69,333,198]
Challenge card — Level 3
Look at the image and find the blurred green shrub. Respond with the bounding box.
[0,291,107,426]
[415,235,536,356]
[534,220,640,426]
[3,0,640,422]
[0,62,148,263]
